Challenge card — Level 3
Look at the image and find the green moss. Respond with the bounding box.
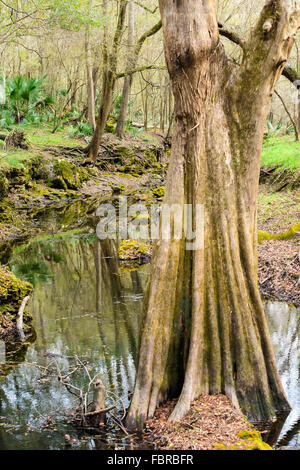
[0,200,20,224]
[258,222,300,242]
[133,214,150,221]
[243,439,272,450]
[52,160,90,190]
[152,186,165,198]
[0,265,33,336]
[213,443,227,450]
[118,240,148,260]
[105,117,117,134]
[214,429,272,451]
[109,182,125,194]
[237,430,261,440]
[0,172,9,200]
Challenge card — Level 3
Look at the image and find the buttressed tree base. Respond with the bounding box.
[127,0,300,430]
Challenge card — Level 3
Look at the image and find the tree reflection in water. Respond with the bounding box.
[0,232,149,449]
[1,231,300,450]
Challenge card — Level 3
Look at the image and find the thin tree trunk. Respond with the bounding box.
[275,90,299,141]
[88,0,127,163]
[85,29,96,128]
[127,0,299,431]
[115,0,135,138]
[115,16,162,138]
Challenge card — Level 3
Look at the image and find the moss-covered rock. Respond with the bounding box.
[213,429,272,451]
[0,265,33,340]
[0,200,19,224]
[7,165,31,186]
[51,175,68,190]
[0,172,9,200]
[152,186,165,198]
[105,117,117,133]
[51,160,90,190]
[118,239,149,261]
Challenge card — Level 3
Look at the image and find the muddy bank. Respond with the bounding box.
[146,395,271,450]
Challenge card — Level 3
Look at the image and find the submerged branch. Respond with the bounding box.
[16,295,30,341]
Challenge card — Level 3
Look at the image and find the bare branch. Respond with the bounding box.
[116,64,166,79]
[134,1,158,14]
[218,22,246,53]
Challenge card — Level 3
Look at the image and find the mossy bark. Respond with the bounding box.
[127,0,300,430]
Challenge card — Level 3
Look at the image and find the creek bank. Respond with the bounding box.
[0,265,34,341]
[145,395,271,450]
[0,133,166,242]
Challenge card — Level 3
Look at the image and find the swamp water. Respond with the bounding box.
[0,201,299,450]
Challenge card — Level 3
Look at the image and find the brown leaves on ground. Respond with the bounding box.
[257,185,299,305]
[258,240,299,306]
[145,395,252,450]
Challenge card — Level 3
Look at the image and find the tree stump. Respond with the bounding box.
[86,379,107,427]
[4,129,29,150]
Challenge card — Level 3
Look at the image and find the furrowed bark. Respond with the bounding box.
[127,0,299,431]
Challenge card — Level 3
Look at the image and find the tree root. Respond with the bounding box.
[258,223,300,242]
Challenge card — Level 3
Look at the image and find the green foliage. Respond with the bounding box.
[0,109,16,130]
[48,0,104,31]
[0,75,56,128]
[265,120,282,138]
[126,122,144,138]
[67,120,94,138]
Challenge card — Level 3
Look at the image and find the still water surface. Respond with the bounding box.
[0,202,299,449]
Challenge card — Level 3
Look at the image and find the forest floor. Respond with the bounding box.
[145,395,272,450]
[258,185,299,306]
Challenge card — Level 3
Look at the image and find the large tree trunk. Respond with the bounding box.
[126,0,300,431]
